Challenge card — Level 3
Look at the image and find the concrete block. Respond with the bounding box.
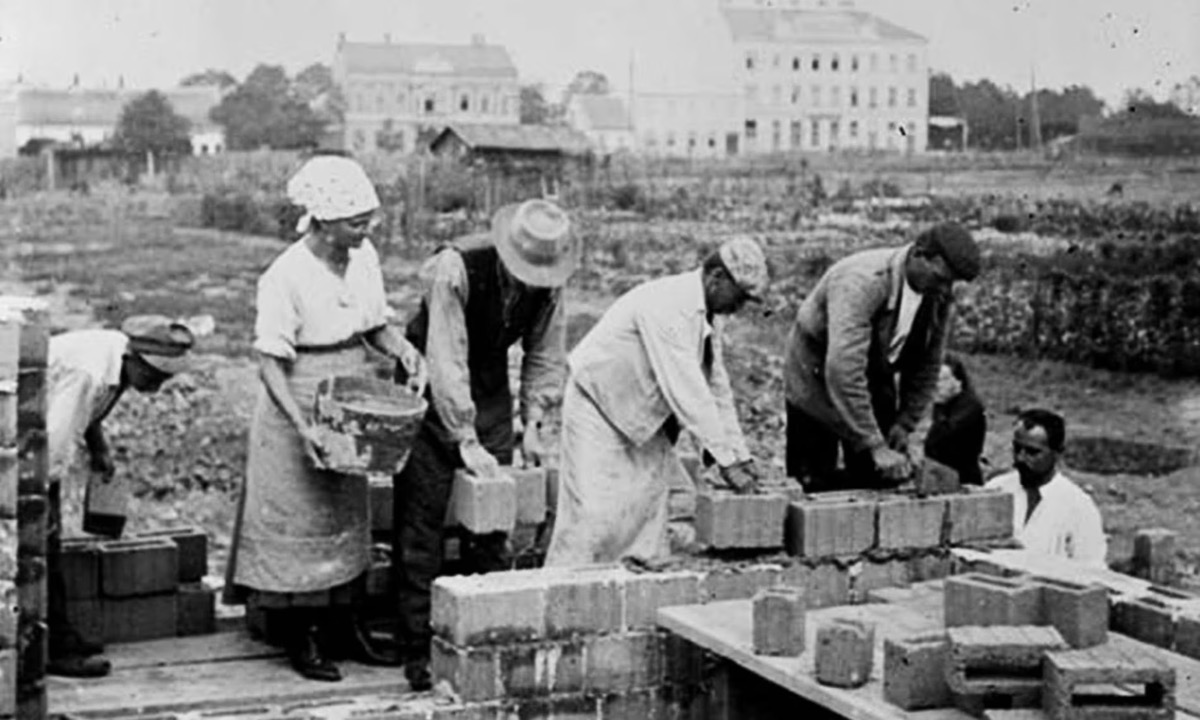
[678,452,702,484]
[944,572,1044,627]
[752,586,805,656]
[785,497,876,558]
[0,392,15,448]
[16,368,46,436]
[368,477,393,533]
[430,570,546,645]
[0,298,51,369]
[851,559,910,603]
[668,487,697,521]
[877,496,946,550]
[510,467,548,526]
[0,320,20,385]
[59,538,100,600]
[447,469,516,534]
[624,569,703,630]
[780,562,850,609]
[15,555,45,621]
[545,468,559,516]
[176,581,216,636]
[17,494,46,556]
[1034,577,1108,649]
[909,551,955,582]
[135,526,208,582]
[16,428,47,495]
[98,538,179,597]
[1174,610,1200,660]
[0,520,14,583]
[982,712,1048,720]
[662,632,706,687]
[1110,596,1175,650]
[946,490,1015,544]
[1044,645,1175,720]
[430,637,500,702]
[103,592,177,642]
[883,633,951,711]
[814,618,875,689]
[0,448,17,519]
[700,563,782,602]
[915,457,962,497]
[695,490,787,550]
[0,647,13,716]
[1132,529,1177,586]
[497,640,585,697]
[62,598,103,649]
[0,580,16,649]
[544,565,628,639]
[583,632,662,693]
[946,625,1066,697]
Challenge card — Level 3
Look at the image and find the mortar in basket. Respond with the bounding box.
[313,375,427,475]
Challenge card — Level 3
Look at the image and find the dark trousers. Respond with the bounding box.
[46,482,69,653]
[392,403,513,657]
[786,403,894,492]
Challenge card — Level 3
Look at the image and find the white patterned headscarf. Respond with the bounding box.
[286,155,381,234]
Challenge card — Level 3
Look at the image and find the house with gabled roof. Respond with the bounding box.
[564,95,634,155]
[333,33,521,155]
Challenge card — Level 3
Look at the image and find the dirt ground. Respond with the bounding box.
[7,194,1200,588]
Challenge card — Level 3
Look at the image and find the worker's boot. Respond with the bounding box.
[403,636,433,691]
[288,612,342,683]
[47,653,111,678]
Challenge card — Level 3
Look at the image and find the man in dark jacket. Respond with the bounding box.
[784,223,981,491]
[393,199,575,689]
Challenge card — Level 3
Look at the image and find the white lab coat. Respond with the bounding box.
[986,470,1108,569]
[47,330,128,479]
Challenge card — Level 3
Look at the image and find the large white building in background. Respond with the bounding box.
[630,0,929,157]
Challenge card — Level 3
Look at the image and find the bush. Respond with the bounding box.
[608,183,644,211]
[200,191,279,236]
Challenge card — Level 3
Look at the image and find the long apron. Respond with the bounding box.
[543,380,685,567]
[224,346,372,601]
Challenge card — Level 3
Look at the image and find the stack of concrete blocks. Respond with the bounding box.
[0,308,25,719]
[813,618,875,688]
[883,633,953,711]
[61,527,213,645]
[1131,528,1177,587]
[945,626,1067,714]
[1043,645,1175,720]
[4,299,49,720]
[943,573,1110,649]
[430,561,806,717]
[751,586,805,656]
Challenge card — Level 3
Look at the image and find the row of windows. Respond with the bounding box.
[744,117,918,149]
[745,50,919,74]
[747,84,919,109]
[351,91,516,116]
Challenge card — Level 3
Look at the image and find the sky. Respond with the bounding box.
[1,0,1197,109]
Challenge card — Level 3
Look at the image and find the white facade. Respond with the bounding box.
[563,95,636,154]
[633,93,744,158]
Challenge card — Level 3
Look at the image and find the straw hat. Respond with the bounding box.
[491,200,577,288]
[121,315,195,375]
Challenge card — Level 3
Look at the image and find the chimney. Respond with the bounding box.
[471,33,486,46]
[71,73,80,88]
[338,31,346,48]
[118,75,125,89]
[384,33,391,44]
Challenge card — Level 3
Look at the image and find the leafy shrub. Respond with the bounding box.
[608,182,644,211]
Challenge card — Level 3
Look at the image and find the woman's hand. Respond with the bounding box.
[301,425,329,469]
[398,343,428,397]
[460,438,501,478]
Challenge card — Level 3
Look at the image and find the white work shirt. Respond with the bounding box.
[888,278,923,365]
[986,470,1109,569]
[47,329,128,476]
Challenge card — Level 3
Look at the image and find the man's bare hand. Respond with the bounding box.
[870,445,912,481]
[461,438,501,478]
[719,461,760,495]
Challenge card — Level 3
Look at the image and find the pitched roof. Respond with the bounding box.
[434,124,593,155]
[338,41,517,78]
[722,8,926,44]
[571,95,632,131]
[14,87,221,128]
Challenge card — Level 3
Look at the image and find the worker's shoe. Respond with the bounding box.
[404,657,432,692]
[52,627,105,658]
[289,626,342,682]
[47,653,111,678]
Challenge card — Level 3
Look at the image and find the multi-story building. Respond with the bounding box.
[334,34,521,154]
[564,94,635,155]
[724,0,929,154]
[0,82,223,158]
[632,93,744,158]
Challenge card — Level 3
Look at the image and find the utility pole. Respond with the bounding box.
[1030,66,1043,152]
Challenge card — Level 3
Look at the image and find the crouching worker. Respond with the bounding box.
[544,237,768,569]
[46,315,195,677]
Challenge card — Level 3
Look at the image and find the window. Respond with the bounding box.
[790,120,802,148]
[460,94,470,112]
[907,53,917,73]
[772,119,782,150]
[887,121,897,148]
[746,84,759,102]
[907,88,917,107]
[810,119,821,147]
[745,119,758,140]
[745,51,756,70]
[481,95,490,113]
[772,85,782,105]
[644,131,658,148]
[397,91,407,108]
[812,54,820,71]
[773,54,781,69]
[792,57,800,71]
[811,85,821,107]
[424,97,435,113]
[831,54,840,72]
[850,87,859,107]
[708,136,717,148]
[830,120,840,146]
[849,120,859,138]
[870,53,879,72]
[376,94,384,111]
[830,86,841,107]
[888,87,897,107]
[869,87,878,108]
[851,54,859,72]
[889,54,898,73]
[791,85,801,104]
[667,132,677,148]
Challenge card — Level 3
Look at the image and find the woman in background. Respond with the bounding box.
[924,353,986,486]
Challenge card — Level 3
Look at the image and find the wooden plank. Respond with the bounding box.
[658,600,971,720]
[105,631,282,671]
[952,548,1156,597]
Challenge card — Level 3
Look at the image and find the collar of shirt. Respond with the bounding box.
[685,269,714,341]
[887,243,915,312]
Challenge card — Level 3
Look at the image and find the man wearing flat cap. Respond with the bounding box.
[393,198,575,689]
[45,315,194,677]
[545,236,767,567]
[785,223,981,491]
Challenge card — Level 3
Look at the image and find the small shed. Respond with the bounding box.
[428,124,593,204]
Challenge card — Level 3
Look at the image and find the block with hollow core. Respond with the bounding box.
[1110,596,1175,650]
[695,490,787,550]
[1033,577,1108,649]
[915,457,962,497]
[814,618,875,689]
[1132,528,1177,587]
[944,572,1044,627]
[752,586,806,657]
[785,497,876,558]
[946,490,1015,544]
[1043,645,1175,720]
[446,469,517,534]
[946,625,1066,698]
[883,633,951,711]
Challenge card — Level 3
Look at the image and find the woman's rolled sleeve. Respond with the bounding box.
[253,269,300,361]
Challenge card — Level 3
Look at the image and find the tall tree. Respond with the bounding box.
[294,62,345,125]
[520,84,550,125]
[209,64,327,150]
[565,70,610,97]
[112,90,192,159]
[180,69,238,90]
[928,72,960,116]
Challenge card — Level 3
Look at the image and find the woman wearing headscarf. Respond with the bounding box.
[224,155,427,682]
[923,353,986,486]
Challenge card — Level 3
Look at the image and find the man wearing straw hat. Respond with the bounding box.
[394,198,575,689]
[44,315,194,677]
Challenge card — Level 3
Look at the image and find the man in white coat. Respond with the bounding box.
[986,408,1108,568]
[545,237,768,567]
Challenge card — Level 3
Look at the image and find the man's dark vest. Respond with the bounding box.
[406,237,552,412]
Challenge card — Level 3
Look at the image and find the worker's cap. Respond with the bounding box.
[916,222,981,282]
[121,315,195,376]
[718,236,769,302]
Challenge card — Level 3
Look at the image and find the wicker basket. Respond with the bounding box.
[313,375,427,475]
